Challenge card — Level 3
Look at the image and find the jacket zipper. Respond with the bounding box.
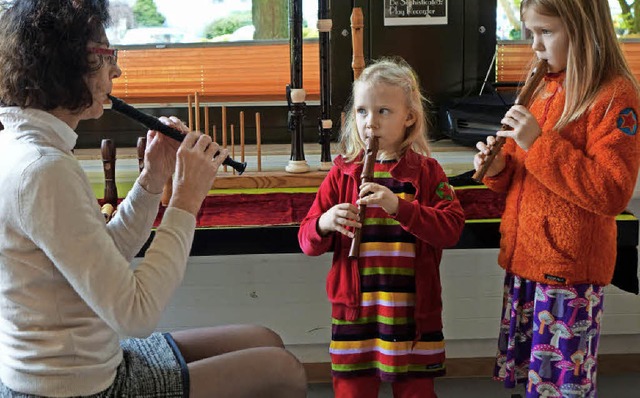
[507,84,559,271]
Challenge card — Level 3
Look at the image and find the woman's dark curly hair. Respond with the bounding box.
[0,0,111,111]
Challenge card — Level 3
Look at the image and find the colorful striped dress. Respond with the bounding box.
[330,160,446,382]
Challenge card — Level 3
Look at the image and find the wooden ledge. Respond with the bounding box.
[213,170,327,190]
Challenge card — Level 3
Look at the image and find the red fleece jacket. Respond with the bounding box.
[484,73,640,285]
[298,149,465,334]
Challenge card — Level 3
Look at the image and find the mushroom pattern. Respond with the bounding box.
[496,354,507,379]
[585,328,598,356]
[538,310,555,335]
[585,286,602,320]
[505,358,516,382]
[583,356,597,381]
[581,377,593,396]
[498,318,510,351]
[536,381,561,397]
[567,297,588,326]
[560,383,585,398]
[527,369,542,393]
[549,321,573,348]
[532,344,563,379]
[545,287,577,318]
[554,360,574,385]
[521,301,535,324]
[571,320,592,352]
[570,350,585,376]
[535,285,548,303]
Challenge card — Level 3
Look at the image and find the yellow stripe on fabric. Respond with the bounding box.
[362,291,414,303]
[331,361,445,373]
[360,241,415,252]
[332,315,409,325]
[331,339,445,351]
[396,192,414,201]
[373,170,392,178]
[92,184,318,199]
[360,267,415,276]
[363,217,400,226]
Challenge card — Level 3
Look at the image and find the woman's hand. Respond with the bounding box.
[474,135,506,178]
[497,104,541,150]
[357,182,399,215]
[138,116,186,193]
[169,132,228,216]
[317,203,361,238]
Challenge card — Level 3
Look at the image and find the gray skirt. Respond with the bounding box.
[0,332,189,398]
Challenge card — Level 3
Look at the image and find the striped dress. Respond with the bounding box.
[330,160,446,382]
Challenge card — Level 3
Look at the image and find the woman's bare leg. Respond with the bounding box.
[170,325,307,398]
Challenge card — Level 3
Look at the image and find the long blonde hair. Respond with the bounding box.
[521,0,640,130]
[339,58,432,162]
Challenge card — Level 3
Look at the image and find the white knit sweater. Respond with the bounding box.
[0,107,195,396]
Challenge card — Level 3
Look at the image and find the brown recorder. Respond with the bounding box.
[472,59,548,182]
[101,138,117,222]
[348,136,379,259]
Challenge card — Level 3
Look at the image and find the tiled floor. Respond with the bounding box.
[307,373,640,397]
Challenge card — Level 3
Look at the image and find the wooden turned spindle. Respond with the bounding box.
[101,138,118,222]
[255,112,262,172]
[239,111,245,164]
[350,7,365,80]
[222,106,228,172]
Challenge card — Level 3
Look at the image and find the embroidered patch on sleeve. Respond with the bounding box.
[617,108,638,136]
[436,182,455,201]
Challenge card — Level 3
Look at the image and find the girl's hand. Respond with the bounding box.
[138,116,186,193]
[497,105,541,150]
[474,135,506,178]
[357,182,399,215]
[317,203,361,238]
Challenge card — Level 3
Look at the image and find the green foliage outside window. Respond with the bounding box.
[204,11,253,39]
[133,0,166,28]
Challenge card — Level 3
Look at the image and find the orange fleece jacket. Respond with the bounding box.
[484,73,640,285]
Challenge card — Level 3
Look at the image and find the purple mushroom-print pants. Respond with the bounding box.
[494,273,604,397]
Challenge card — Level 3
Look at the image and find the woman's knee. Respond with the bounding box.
[251,325,285,348]
[269,347,307,392]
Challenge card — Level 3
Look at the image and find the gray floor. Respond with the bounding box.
[307,373,640,397]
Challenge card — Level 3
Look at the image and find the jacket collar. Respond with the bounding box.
[334,148,423,179]
[0,107,78,153]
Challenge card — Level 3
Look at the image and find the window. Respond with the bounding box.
[106,0,322,103]
[107,0,318,45]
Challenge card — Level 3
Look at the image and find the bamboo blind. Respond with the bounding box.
[496,40,640,83]
[112,41,320,104]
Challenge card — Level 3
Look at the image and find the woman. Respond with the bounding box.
[0,1,306,397]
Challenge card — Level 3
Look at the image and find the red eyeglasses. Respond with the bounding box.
[87,47,118,66]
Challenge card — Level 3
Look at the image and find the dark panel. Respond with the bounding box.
[368,0,467,103]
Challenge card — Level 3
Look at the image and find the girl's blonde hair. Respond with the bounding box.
[339,57,432,162]
[521,0,640,130]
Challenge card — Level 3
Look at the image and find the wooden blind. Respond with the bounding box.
[496,40,640,83]
[112,41,320,104]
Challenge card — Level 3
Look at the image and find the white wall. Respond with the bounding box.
[149,247,640,363]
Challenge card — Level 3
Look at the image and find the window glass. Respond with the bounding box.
[107,0,318,45]
[497,0,628,40]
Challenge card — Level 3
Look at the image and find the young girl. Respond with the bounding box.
[474,1,640,397]
[299,58,465,398]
